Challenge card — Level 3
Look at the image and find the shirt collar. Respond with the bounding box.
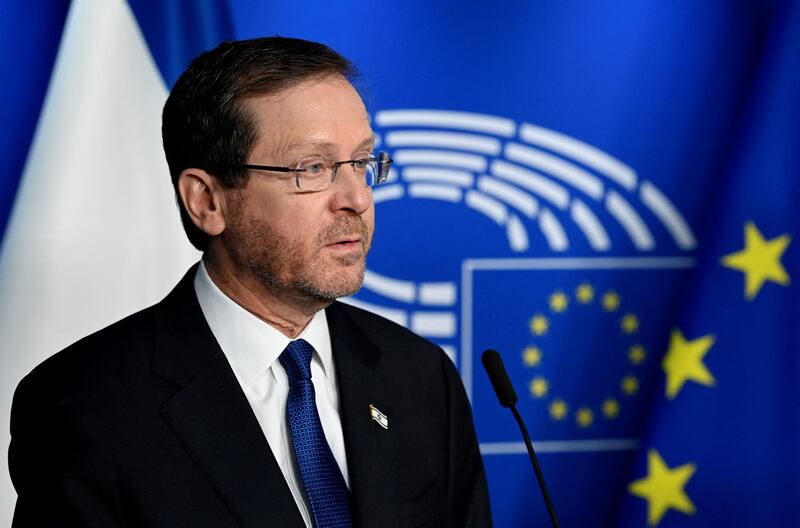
[193,260,333,386]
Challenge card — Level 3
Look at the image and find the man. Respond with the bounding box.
[9,37,491,527]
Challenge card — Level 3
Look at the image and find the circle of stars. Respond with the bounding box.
[522,281,647,429]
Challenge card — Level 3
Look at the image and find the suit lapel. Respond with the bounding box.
[327,303,401,528]
[152,267,304,528]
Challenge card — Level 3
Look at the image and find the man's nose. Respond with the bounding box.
[330,165,373,214]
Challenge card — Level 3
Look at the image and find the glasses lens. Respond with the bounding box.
[296,157,332,190]
[372,152,392,186]
[347,156,381,187]
[295,153,393,190]
[364,160,380,186]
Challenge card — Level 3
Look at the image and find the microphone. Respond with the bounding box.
[481,349,560,528]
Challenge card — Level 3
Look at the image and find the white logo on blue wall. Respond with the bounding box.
[344,109,696,367]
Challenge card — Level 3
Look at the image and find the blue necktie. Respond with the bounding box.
[280,339,352,528]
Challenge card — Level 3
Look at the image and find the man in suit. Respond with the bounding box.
[9,37,491,527]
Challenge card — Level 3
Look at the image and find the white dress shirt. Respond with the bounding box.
[193,262,349,528]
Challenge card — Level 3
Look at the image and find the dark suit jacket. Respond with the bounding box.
[9,267,492,527]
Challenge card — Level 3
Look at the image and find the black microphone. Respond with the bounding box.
[481,349,560,528]
[481,349,518,407]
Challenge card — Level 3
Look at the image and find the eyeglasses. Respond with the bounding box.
[225,151,393,191]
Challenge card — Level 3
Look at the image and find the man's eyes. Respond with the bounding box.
[304,161,327,174]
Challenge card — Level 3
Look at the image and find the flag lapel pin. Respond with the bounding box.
[369,404,389,429]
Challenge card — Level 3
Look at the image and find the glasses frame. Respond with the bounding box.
[224,151,393,191]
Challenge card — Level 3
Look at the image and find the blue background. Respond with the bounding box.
[2,1,798,526]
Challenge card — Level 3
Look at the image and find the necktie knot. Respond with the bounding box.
[280,339,314,384]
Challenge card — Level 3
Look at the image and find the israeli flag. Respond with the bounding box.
[0,0,230,517]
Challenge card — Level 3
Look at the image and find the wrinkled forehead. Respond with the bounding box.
[245,75,373,160]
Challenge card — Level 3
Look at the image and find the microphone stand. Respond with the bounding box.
[482,348,559,528]
[510,405,559,528]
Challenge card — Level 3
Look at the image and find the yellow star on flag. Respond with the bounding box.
[549,399,568,420]
[721,221,791,300]
[549,291,569,312]
[628,449,697,526]
[621,313,639,334]
[629,345,646,365]
[621,375,639,395]
[529,376,549,398]
[530,314,549,336]
[602,398,620,418]
[575,407,594,428]
[602,291,621,312]
[576,283,595,304]
[662,329,716,399]
[522,346,542,367]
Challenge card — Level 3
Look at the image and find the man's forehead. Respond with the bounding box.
[245,78,373,158]
[246,76,367,121]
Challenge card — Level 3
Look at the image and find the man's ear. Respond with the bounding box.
[177,169,227,237]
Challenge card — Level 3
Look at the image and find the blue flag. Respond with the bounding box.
[618,1,800,525]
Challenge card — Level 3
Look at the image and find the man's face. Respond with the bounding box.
[222,75,375,305]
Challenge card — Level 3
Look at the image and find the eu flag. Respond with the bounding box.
[618,1,800,525]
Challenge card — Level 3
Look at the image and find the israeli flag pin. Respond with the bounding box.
[369,404,389,429]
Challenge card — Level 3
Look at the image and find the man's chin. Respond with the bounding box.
[326,249,366,267]
[295,264,366,302]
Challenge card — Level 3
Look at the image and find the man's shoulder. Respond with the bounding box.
[64,302,159,354]
[328,301,438,351]
[20,266,200,393]
[20,303,160,394]
[326,300,452,379]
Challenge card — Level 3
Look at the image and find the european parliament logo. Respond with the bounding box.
[351,108,696,352]
[347,109,794,526]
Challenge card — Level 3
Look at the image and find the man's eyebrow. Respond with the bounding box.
[280,136,376,158]
[352,136,376,153]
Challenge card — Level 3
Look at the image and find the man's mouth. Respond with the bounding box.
[319,217,371,254]
[326,237,362,249]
